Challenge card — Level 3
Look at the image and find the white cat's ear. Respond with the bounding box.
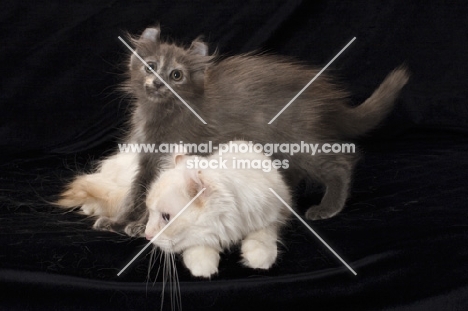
[174,154,185,166]
[141,27,160,42]
[185,170,209,200]
[173,146,189,167]
[189,39,209,56]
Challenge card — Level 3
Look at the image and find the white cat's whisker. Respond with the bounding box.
[170,252,175,310]
[146,247,154,288]
[160,250,181,311]
[165,241,180,311]
[152,249,164,287]
[171,251,181,311]
[165,252,171,311]
[160,252,166,311]
[168,252,173,307]
[148,247,161,287]
[117,188,206,276]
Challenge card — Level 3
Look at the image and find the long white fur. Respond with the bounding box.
[58,141,292,278]
[145,141,292,278]
[57,152,137,217]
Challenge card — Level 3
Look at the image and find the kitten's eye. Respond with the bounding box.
[170,69,183,81]
[161,213,171,222]
[145,62,156,73]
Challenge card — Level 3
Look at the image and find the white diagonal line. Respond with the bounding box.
[117,188,206,276]
[269,188,357,276]
[268,37,356,124]
[118,36,207,125]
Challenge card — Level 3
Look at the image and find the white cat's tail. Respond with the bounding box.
[56,174,124,218]
[340,65,410,138]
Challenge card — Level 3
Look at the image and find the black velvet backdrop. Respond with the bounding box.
[1,1,468,310]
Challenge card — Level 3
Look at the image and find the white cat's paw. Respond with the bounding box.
[183,246,220,278]
[241,239,277,270]
[186,260,218,278]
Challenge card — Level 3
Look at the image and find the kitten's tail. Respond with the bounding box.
[340,65,409,138]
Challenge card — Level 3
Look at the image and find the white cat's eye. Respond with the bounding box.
[170,69,183,81]
[162,212,171,222]
[145,62,156,73]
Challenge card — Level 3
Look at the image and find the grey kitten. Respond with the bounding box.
[94,28,218,235]
[95,26,409,235]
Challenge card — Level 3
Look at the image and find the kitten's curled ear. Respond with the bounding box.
[189,37,209,56]
[131,26,160,58]
[140,26,160,43]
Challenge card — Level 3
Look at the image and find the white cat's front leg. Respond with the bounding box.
[241,226,278,270]
[182,245,220,278]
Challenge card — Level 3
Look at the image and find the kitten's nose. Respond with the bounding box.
[153,80,163,89]
[145,233,154,241]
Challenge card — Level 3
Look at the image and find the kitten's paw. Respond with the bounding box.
[93,216,115,232]
[241,239,277,270]
[93,217,143,237]
[183,246,220,278]
[305,205,340,220]
[124,222,146,237]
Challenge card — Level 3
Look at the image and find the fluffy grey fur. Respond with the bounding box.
[95,26,409,236]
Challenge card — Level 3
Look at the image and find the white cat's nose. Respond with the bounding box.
[145,229,154,241]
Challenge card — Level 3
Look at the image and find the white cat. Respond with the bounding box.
[144,141,292,278]
[58,142,292,278]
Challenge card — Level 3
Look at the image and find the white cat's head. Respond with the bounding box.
[124,26,213,105]
[144,154,226,253]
